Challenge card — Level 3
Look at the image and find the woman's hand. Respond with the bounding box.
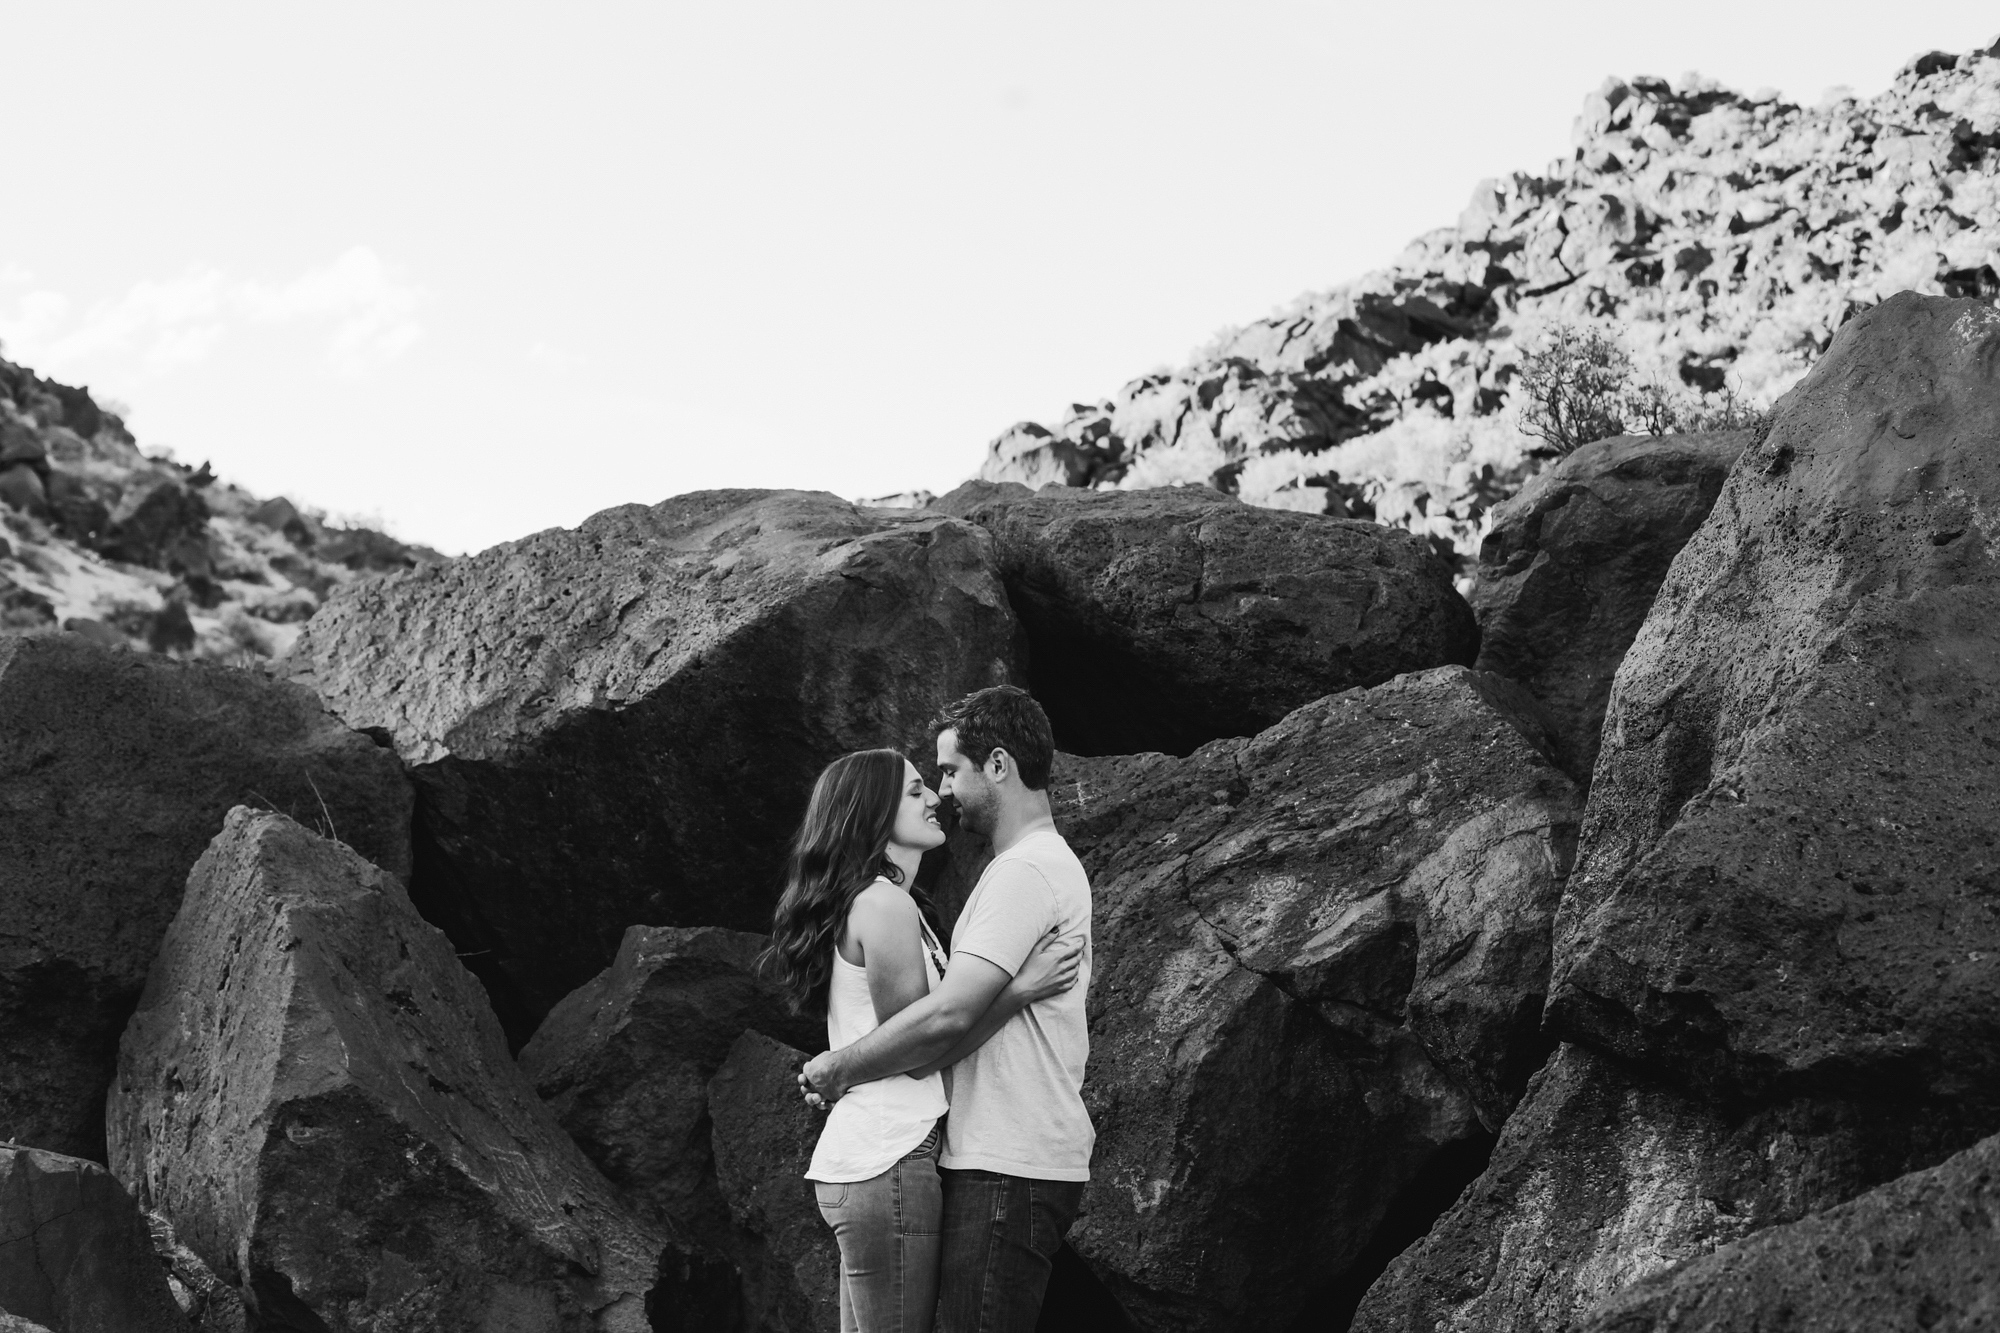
[1007,928,1082,1006]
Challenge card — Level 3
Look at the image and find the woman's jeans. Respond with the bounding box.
[815,1123,943,1333]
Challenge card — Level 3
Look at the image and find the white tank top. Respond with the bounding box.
[805,881,950,1183]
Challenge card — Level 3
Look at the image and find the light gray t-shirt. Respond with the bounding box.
[942,828,1094,1181]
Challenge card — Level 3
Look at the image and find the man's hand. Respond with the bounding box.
[799,1050,847,1110]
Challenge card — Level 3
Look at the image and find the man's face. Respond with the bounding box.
[935,729,997,837]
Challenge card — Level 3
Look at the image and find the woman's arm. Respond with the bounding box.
[906,930,1081,1078]
[846,885,933,1026]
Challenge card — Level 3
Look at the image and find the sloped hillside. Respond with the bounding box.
[980,42,2000,559]
[0,357,439,658]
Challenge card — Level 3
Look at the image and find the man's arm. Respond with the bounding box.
[906,988,1029,1079]
[802,953,1012,1100]
[907,931,1081,1077]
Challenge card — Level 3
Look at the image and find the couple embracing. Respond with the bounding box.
[762,685,1094,1333]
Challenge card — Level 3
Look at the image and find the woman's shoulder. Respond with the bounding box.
[847,877,920,934]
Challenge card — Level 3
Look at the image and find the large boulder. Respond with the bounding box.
[0,634,411,1161]
[1352,1042,1991,1333]
[0,1145,187,1333]
[932,481,1478,756]
[1546,293,2000,1107]
[106,809,706,1332]
[706,1032,839,1333]
[1014,666,1577,1332]
[1468,431,1749,786]
[1580,1126,2000,1333]
[98,476,210,571]
[520,926,823,1236]
[289,490,1021,1040]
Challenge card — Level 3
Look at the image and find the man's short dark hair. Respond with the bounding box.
[934,685,1055,790]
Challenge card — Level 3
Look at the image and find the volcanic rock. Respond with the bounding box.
[0,467,47,518]
[0,1145,187,1333]
[1469,430,1749,785]
[107,808,699,1332]
[0,419,46,467]
[1546,293,2000,1107]
[0,577,56,631]
[1352,1042,1993,1333]
[0,634,411,1160]
[291,489,1022,1040]
[520,926,823,1236]
[931,481,1478,755]
[1579,1126,2000,1333]
[142,1212,249,1333]
[706,1032,839,1333]
[1012,666,1576,1331]
[99,477,209,571]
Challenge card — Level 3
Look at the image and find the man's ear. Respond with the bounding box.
[985,747,1013,784]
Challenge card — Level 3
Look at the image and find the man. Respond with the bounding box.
[801,684,1094,1332]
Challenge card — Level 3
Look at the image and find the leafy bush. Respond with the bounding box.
[1516,324,1770,456]
[1516,325,1632,455]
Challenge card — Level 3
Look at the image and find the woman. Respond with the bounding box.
[763,748,1079,1333]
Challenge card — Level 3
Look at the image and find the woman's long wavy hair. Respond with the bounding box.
[761,748,916,1017]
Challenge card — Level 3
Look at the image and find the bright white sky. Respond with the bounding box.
[2,3,1995,554]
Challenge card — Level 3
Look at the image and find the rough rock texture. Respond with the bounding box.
[979,48,2000,560]
[1546,293,2000,1107]
[931,482,1477,755]
[1353,1043,1994,1333]
[706,1032,839,1333]
[143,1212,249,1333]
[107,809,698,1332]
[0,1145,187,1333]
[1469,431,1749,784]
[520,926,823,1236]
[1580,1127,2000,1333]
[1009,667,1577,1332]
[0,356,438,662]
[291,489,1022,1040]
[0,634,412,1161]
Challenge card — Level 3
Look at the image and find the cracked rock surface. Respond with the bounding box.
[0,1144,187,1333]
[959,667,1577,1332]
[980,46,2000,562]
[289,489,1023,1041]
[1469,430,1750,786]
[1578,1122,2000,1333]
[0,633,411,1161]
[932,481,1477,756]
[107,808,698,1333]
[1353,1042,1995,1333]
[520,925,823,1240]
[706,1032,839,1333]
[1546,293,2000,1107]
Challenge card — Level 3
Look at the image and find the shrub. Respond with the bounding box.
[1515,324,1771,455]
[1515,325,1633,456]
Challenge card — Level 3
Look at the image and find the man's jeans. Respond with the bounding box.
[936,1168,1086,1333]
[815,1125,944,1333]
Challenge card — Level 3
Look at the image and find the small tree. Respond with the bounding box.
[1515,325,1631,456]
[1516,324,1770,455]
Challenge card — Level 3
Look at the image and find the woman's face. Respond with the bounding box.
[888,759,947,854]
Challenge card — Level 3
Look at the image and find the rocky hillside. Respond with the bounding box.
[981,41,2000,562]
[0,355,439,658]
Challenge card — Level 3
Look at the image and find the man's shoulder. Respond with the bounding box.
[995,831,1088,890]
